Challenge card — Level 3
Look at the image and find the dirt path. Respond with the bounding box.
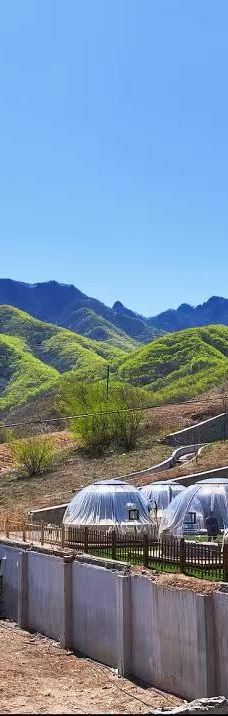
[0,622,183,714]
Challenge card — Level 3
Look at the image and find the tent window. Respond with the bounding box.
[185,511,196,525]
[128,508,139,521]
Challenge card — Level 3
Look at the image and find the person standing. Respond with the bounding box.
[205,511,219,541]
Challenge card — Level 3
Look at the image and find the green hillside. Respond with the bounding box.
[0,306,129,410]
[0,333,58,410]
[0,305,127,370]
[1,307,228,412]
[58,306,138,351]
[117,325,228,403]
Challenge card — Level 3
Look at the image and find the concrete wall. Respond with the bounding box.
[165,412,228,447]
[131,576,215,700]
[1,539,228,701]
[174,464,228,487]
[28,503,68,525]
[0,543,22,621]
[27,552,62,640]
[71,561,118,666]
[213,590,228,696]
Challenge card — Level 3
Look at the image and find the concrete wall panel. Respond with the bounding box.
[27,552,62,640]
[131,576,206,700]
[213,591,228,697]
[0,544,21,620]
[72,561,118,667]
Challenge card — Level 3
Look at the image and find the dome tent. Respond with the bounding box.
[140,480,185,521]
[159,477,228,538]
[63,478,154,530]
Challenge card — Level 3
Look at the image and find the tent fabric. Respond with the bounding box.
[159,477,228,538]
[63,478,154,527]
[140,481,185,512]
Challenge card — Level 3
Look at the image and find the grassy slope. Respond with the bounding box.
[0,334,58,409]
[117,325,228,403]
[0,306,129,409]
[0,304,129,373]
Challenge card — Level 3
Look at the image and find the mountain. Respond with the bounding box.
[117,325,228,403]
[148,296,228,332]
[1,306,228,413]
[0,279,161,346]
[0,306,127,410]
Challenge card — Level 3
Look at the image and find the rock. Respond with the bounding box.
[152,696,228,715]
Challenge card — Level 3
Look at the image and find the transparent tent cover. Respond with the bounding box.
[63,478,154,529]
[159,477,228,538]
[140,481,185,521]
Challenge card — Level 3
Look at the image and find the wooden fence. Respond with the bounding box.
[1,519,228,581]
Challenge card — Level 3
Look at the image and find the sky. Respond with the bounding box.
[0,1,228,316]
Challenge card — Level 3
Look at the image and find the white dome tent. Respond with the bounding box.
[140,480,185,522]
[63,478,155,532]
[159,477,228,538]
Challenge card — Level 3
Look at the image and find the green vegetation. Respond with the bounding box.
[1,307,228,412]
[0,333,58,410]
[59,380,145,455]
[0,306,128,410]
[63,306,139,350]
[117,325,228,403]
[8,434,60,477]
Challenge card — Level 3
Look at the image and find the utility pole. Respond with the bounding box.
[106,364,110,400]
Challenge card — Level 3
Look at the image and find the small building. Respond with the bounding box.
[63,478,155,532]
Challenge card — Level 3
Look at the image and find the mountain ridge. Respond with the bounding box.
[1,279,228,344]
[1,305,228,413]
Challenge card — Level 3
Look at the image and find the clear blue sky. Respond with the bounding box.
[0,0,228,316]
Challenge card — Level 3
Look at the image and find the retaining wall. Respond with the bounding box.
[164,412,228,447]
[174,464,228,487]
[1,539,228,701]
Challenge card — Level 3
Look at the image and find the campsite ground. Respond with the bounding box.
[0,622,183,714]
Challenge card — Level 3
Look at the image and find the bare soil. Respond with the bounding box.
[131,567,220,594]
[0,622,183,714]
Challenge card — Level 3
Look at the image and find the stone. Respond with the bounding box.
[152,696,228,715]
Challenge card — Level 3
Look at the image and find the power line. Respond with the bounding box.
[0,395,227,430]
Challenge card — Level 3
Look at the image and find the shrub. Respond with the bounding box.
[59,379,144,456]
[9,434,59,477]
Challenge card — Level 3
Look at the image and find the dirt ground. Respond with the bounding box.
[0,622,183,714]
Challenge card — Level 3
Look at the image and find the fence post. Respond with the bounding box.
[41,521,44,546]
[143,533,148,567]
[112,528,117,560]
[223,542,228,582]
[61,524,65,549]
[84,526,88,553]
[180,538,186,573]
[5,518,9,538]
[22,523,26,542]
